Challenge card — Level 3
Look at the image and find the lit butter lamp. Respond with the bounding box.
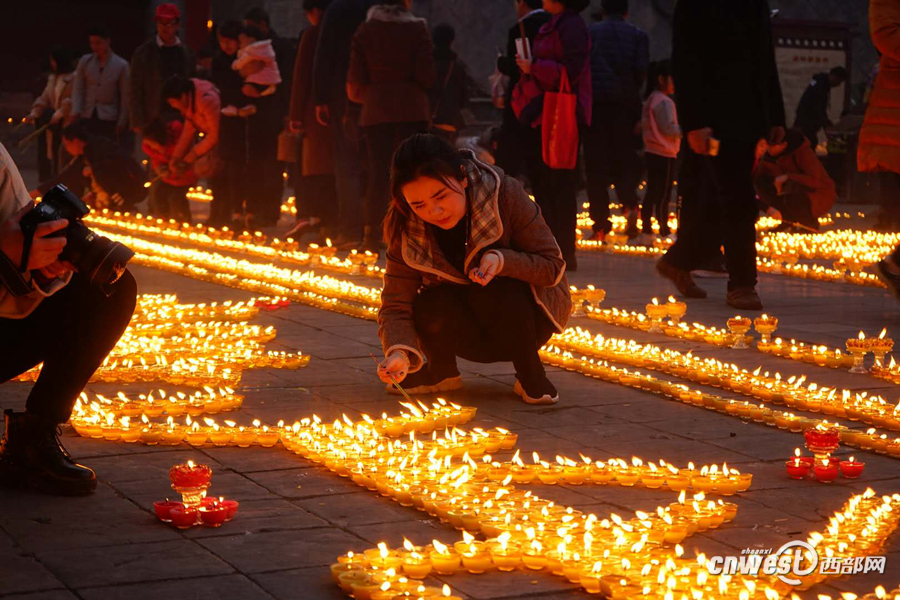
[753,314,778,347]
[726,316,752,350]
[840,456,866,479]
[871,328,894,370]
[665,295,687,324]
[645,297,668,333]
[846,331,873,374]
[785,448,812,480]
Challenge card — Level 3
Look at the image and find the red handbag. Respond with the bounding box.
[541,68,578,169]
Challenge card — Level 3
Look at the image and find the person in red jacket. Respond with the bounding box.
[142,116,198,222]
[753,128,835,232]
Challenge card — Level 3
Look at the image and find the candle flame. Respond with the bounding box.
[497,531,511,551]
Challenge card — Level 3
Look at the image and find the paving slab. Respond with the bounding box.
[196,528,363,573]
[0,592,80,600]
[77,574,273,600]
[0,550,65,595]
[6,232,900,597]
[35,539,233,588]
[251,566,346,600]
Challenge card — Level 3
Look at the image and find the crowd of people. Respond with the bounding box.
[22,0,479,246]
[19,0,849,277]
[2,0,899,495]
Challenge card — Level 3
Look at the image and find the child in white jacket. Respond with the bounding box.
[232,26,282,98]
[634,59,681,246]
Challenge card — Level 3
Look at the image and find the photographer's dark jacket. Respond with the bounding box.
[0,143,71,319]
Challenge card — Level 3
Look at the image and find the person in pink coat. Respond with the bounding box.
[161,76,222,179]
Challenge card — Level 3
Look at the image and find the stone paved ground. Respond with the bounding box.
[2,206,900,599]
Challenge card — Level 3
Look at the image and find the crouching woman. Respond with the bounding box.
[376,133,571,404]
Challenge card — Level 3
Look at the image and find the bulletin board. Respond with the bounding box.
[771,20,852,130]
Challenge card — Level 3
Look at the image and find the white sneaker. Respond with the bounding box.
[627,233,655,247]
[513,380,558,405]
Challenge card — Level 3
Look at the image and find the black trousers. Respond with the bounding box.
[495,106,529,179]
[297,174,338,228]
[663,140,758,290]
[329,97,366,241]
[523,127,578,262]
[209,116,249,226]
[0,270,137,424]
[583,103,642,233]
[363,121,427,239]
[642,153,675,235]
[754,175,817,229]
[245,96,284,225]
[412,278,556,386]
[86,114,117,142]
[150,182,191,223]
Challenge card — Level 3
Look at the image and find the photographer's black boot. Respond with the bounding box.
[0,410,27,487]
[21,413,96,496]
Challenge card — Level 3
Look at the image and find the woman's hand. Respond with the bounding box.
[774,174,789,195]
[469,252,501,286]
[516,56,532,75]
[377,350,410,384]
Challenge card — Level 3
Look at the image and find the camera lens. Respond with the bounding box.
[81,236,135,287]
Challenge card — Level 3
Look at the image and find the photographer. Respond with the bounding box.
[0,142,136,496]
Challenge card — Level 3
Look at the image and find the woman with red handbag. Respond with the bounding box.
[512,0,591,271]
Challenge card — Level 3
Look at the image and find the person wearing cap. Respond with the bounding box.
[129,3,196,133]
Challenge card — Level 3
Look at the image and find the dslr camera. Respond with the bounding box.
[18,185,134,291]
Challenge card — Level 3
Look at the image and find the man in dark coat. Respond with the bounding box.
[583,0,648,240]
[794,65,847,146]
[656,0,786,311]
[129,3,195,133]
[494,0,551,178]
[311,0,379,243]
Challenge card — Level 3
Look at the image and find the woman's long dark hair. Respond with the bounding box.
[385,133,467,242]
[50,47,75,74]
